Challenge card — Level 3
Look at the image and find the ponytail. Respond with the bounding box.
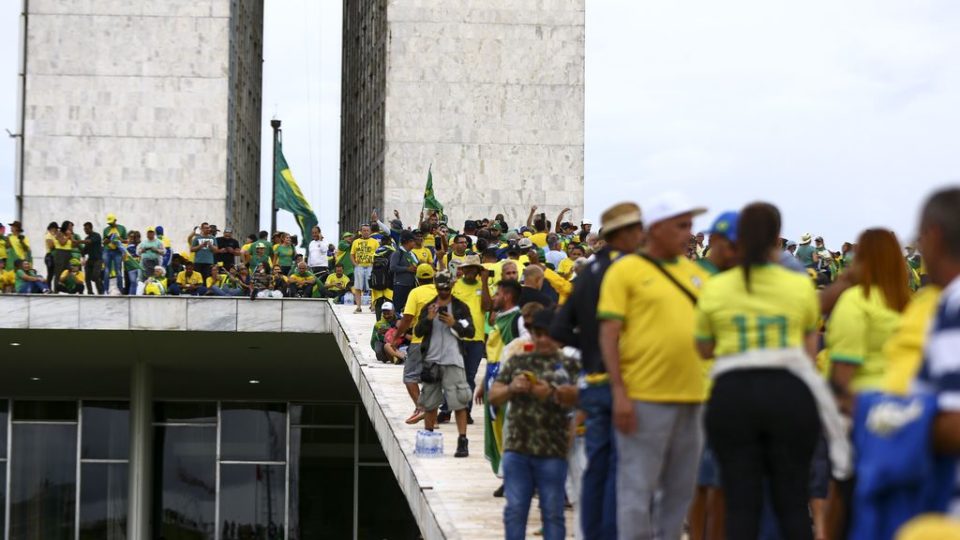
[738,203,781,292]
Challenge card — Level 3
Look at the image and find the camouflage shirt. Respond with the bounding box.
[496,351,581,458]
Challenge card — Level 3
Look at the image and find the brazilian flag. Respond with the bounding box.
[275,138,319,248]
[423,166,444,214]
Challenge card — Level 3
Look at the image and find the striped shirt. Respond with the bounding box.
[915,275,960,515]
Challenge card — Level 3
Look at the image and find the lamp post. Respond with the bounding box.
[270,119,281,234]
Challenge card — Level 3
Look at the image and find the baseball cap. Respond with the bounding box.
[146,226,156,233]
[416,264,435,280]
[518,238,534,250]
[435,270,453,289]
[156,225,164,235]
[644,192,707,227]
[342,232,354,239]
[581,219,593,226]
[106,213,117,223]
[381,301,395,312]
[708,212,738,243]
[560,221,578,231]
[224,227,233,233]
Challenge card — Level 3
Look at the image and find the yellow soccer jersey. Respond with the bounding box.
[881,286,941,395]
[696,264,819,358]
[826,285,902,392]
[452,279,485,341]
[598,255,709,402]
[402,284,438,344]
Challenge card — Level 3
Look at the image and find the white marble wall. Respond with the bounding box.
[19,0,254,268]
[382,0,585,228]
[0,296,333,334]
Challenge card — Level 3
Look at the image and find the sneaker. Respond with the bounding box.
[493,484,505,497]
[454,435,469,458]
[405,409,425,425]
[353,306,362,314]
[436,411,451,424]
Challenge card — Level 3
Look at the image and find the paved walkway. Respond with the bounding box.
[332,304,577,539]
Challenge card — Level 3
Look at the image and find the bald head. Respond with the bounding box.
[523,265,544,289]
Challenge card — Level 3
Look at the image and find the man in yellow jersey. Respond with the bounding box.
[393,264,438,424]
[598,192,709,540]
[449,255,492,424]
[350,224,380,313]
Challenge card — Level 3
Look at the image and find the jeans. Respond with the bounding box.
[502,451,568,540]
[706,370,820,540]
[211,286,245,297]
[102,249,124,293]
[580,383,617,540]
[287,284,313,298]
[125,269,140,295]
[463,341,484,412]
[18,281,50,294]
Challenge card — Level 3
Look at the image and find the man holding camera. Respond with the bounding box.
[413,270,475,458]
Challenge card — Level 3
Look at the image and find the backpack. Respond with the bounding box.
[369,252,392,291]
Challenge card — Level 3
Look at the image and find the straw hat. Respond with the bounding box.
[600,202,643,238]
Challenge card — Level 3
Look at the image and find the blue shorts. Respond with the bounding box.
[697,443,722,488]
[353,265,372,291]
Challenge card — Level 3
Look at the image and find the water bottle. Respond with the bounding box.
[361,291,371,306]
[343,292,355,305]
[415,430,444,458]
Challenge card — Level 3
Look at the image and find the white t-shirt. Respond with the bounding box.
[307,240,327,268]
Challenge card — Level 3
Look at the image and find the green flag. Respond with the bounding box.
[274,138,319,248]
[423,166,444,214]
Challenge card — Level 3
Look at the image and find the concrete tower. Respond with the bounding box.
[340,0,585,232]
[16,0,263,264]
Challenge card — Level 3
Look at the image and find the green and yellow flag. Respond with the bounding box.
[274,138,319,248]
[423,166,444,214]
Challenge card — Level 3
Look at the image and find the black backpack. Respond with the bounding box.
[369,252,392,291]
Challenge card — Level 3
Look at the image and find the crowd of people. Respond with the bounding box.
[357,191,959,540]
[0,215,352,299]
[3,188,959,540]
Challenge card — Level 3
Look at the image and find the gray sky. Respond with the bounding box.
[2,1,960,247]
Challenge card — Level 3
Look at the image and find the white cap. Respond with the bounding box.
[644,191,707,227]
[381,301,395,311]
[581,219,593,226]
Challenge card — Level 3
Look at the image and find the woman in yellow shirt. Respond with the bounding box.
[826,229,911,410]
[696,202,823,539]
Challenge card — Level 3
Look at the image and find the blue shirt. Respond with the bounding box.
[915,275,960,515]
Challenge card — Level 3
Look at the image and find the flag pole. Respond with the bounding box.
[270,119,282,234]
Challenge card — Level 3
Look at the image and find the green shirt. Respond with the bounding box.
[795,244,815,266]
[248,240,273,258]
[15,269,36,291]
[275,244,295,267]
[248,254,271,272]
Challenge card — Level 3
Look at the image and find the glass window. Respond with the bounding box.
[153,426,216,540]
[79,463,127,540]
[10,423,78,540]
[288,428,352,540]
[357,467,419,540]
[154,402,217,424]
[81,401,129,460]
[221,403,286,462]
[289,403,354,426]
[220,464,285,540]
[13,400,77,421]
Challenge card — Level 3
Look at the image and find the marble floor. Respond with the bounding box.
[333,304,578,539]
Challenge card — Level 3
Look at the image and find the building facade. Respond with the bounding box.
[16,0,263,267]
[340,0,585,232]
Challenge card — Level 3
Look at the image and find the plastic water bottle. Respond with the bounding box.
[343,292,355,306]
[361,291,371,306]
[415,430,443,458]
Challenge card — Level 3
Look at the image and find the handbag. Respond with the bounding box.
[421,362,443,384]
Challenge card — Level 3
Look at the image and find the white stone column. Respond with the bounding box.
[127,359,153,539]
